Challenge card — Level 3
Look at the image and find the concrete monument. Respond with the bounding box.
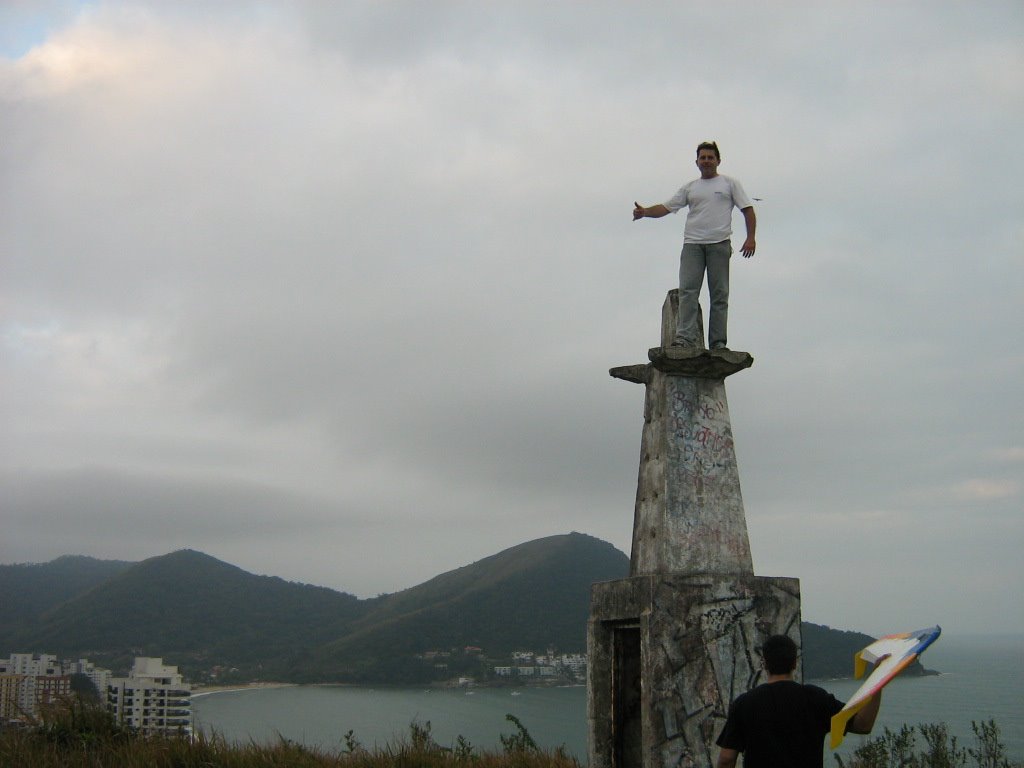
[588,290,802,768]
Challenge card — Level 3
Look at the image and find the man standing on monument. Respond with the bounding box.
[633,141,756,351]
[715,634,881,768]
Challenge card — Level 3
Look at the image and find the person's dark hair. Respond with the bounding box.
[762,634,798,674]
[696,140,720,161]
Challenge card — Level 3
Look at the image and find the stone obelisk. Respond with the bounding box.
[587,290,802,768]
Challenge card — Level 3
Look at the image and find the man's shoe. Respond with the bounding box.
[670,338,698,348]
[710,344,730,352]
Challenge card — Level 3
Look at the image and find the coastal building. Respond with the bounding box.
[107,657,192,737]
[0,674,20,723]
[493,652,587,682]
[64,658,112,697]
[0,653,72,723]
[556,653,587,677]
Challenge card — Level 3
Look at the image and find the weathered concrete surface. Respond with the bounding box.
[659,290,698,349]
[588,575,802,768]
[648,347,753,379]
[628,369,753,576]
[612,290,754,576]
[588,288,802,768]
[611,349,752,385]
[610,364,653,385]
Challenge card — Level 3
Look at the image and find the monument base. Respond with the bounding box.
[588,573,801,768]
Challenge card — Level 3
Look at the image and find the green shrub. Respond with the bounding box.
[834,720,1020,768]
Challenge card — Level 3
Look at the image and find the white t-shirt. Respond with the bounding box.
[664,174,753,244]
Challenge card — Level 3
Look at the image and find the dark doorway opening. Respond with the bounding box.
[613,626,642,767]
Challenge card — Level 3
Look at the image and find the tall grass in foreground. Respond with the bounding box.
[1,697,1019,768]
[0,700,580,768]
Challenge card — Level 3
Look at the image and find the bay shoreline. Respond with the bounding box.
[191,682,298,698]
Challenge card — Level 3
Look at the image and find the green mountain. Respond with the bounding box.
[299,532,628,682]
[0,555,134,624]
[0,549,364,678]
[801,621,877,679]
[0,535,927,683]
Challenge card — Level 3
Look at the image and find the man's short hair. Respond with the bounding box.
[762,634,798,674]
[696,140,720,160]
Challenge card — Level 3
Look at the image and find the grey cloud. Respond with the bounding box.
[1,0,1022,632]
[1,465,341,550]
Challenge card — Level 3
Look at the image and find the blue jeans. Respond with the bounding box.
[676,240,731,349]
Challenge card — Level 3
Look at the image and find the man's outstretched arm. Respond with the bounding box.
[634,201,670,220]
[847,693,882,734]
[716,747,739,768]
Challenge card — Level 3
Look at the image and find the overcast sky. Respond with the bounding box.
[2,1,1021,637]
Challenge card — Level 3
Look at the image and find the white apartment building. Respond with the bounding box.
[64,658,112,697]
[0,653,71,723]
[0,653,61,676]
[493,651,588,682]
[107,657,192,737]
[556,653,587,677]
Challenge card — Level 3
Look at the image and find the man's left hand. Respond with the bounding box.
[740,238,756,258]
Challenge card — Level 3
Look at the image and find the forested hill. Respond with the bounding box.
[0,534,926,683]
[0,555,134,624]
[300,533,629,682]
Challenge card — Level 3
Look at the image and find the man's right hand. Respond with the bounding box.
[633,202,645,220]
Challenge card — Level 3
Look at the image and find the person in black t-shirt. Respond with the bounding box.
[716,635,881,768]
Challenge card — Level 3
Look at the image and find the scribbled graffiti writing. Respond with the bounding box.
[668,381,735,482]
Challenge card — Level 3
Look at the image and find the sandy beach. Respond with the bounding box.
[190,682,297,698]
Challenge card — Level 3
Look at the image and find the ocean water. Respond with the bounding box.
[193,634,1023,761]
[820,633,1023,763]
[193,684,586,755]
